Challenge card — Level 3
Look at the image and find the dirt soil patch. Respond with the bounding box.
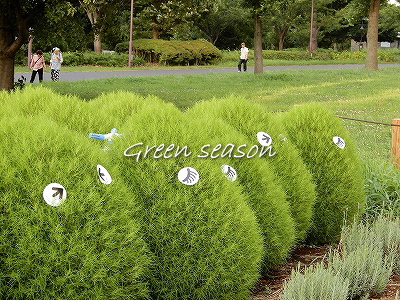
[251,246,400,300]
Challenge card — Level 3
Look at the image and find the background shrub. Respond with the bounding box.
[187,97,316,243]
[15,51,144,67]
[0,115,151,299]
[281,104,365,244]
[110,98,264,299]
[182,115,296,271]
[115,39,222,65]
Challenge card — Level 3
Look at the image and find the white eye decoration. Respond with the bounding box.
[278,134,287,143]
[221,164,237,182]
[257,132,273,147]
[333,136,346,149]
[178,167,200,186]
[43,183,67,207]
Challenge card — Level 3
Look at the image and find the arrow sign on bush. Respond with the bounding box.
[52,187,64,199]
[43,183,67,207]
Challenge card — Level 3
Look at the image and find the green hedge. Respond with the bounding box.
[281,104,365,244]
[15,51,144,67]
[220,49,400,62]
[110,98,264,299]
[0,115,151,299]
[115,39,222,65]
[187,98,317,243]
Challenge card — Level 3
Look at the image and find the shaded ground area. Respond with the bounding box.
[252,246,400,300]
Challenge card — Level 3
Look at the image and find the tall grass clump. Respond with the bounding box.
[328,220,395,298]
[182,116,296,271]
[365,161,400,217]
[187,97,316,242]
[281,104,365,244]
[0,116,151,299]
[110,98,264,299]
[280,262,349,300]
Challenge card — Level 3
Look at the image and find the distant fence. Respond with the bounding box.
[337,116,400,169]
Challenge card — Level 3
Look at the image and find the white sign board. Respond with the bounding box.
[178,167,199,185]
[97,165,112,185]
[333,136,346,149]
[257,132,272,147]
[43,183,67,207]
[221,164,237,182]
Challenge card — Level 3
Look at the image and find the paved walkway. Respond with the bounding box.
[15,64,400,83]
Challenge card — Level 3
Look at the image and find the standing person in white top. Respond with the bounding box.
[50,47,63,81]
[238,42,249,72]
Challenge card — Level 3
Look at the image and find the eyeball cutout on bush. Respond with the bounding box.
[178,167,199,186]
[333,136,346,149]
[257,132,273,147]
[278,134,287,143]
[43,183,67,207]
[97,164,112,185]
[221,164,237,182]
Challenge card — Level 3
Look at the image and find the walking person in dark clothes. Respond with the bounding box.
[30,49,46,83]
[238,43,249,72]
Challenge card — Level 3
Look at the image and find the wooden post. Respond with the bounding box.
[392,118,400,169]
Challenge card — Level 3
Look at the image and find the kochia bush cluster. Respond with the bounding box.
[0,87,365,299]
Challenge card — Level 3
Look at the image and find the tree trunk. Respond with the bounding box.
[254,3,263,75]
[278,33,284,51]
[0,54,15,91]
[0,16,23,91]
[365,0,380,71]
[85,10,102,53]
[152,27,160,39]
[310,27,319,53]
[94,33,102,53]
[0,2,37,91]
[309,0,318,54]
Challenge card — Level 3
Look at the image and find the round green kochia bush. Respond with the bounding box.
[0,87,147,138]
[281,104,365,244]
[186,97,316,243]
[110,98,264,300]
[0,116,151,299]
[182,115,296,271]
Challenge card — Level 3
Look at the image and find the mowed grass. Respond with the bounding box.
[39,66,400,163]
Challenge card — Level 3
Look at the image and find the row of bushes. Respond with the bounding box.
[15,44,400,67]
[115,39,222,65]
[282,216,400,299]
[0,87,365,299]
[221,48,400,62]
[15,51,144,67]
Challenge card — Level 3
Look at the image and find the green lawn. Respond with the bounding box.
[38,66,400,164]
